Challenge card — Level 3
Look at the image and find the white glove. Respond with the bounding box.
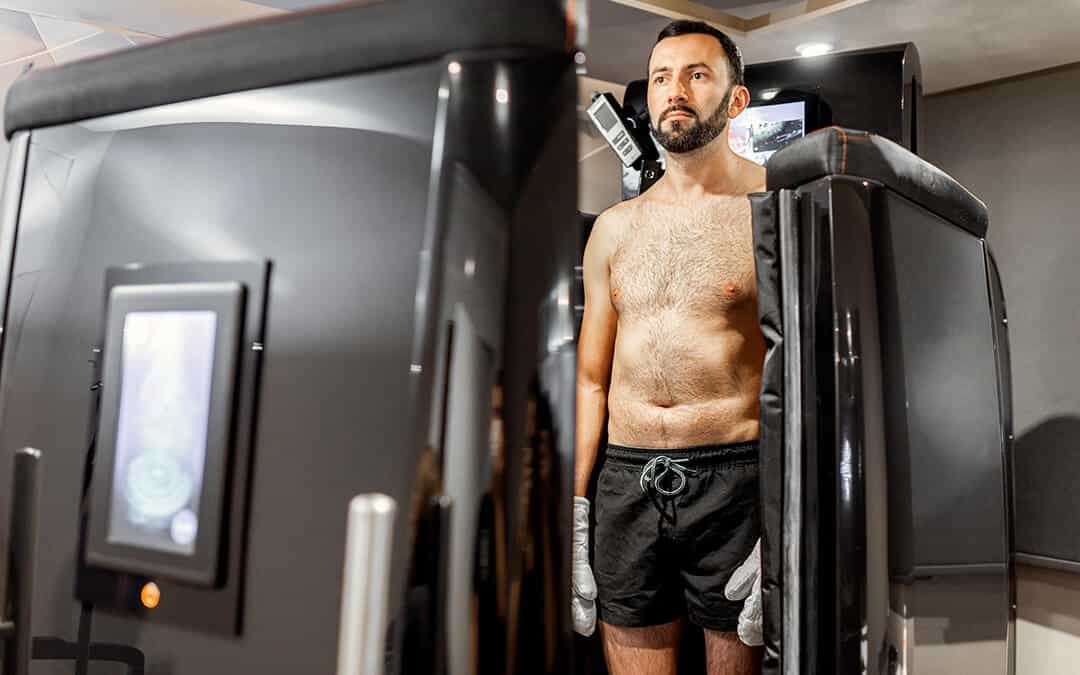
[571,496,597,636]
[724,538,763,647]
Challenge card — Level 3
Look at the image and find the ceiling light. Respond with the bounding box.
[796,42,833,58]
[760,88,780,101]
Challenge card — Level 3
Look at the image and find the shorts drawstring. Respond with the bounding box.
[639,456,698,497]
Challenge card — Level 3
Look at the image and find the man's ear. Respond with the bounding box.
[728,85,752,119]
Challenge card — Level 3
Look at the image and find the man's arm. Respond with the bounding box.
[575,214,618,497]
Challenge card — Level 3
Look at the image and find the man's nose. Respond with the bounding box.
[668,79,688,104]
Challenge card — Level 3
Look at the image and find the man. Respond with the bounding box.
[572,20,766,675]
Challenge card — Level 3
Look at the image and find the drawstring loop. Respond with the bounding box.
[639,456,697,497]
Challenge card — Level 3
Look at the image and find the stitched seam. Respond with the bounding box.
[608,442,759,458]
[603,456,758,470]
[605,450,758,464]
[838,127,848,173]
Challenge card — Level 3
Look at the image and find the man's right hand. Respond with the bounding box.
[572,496,597,636]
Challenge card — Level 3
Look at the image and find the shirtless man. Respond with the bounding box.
[571,21,766,675]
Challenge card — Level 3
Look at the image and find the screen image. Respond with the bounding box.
[729,100,806,165]
[107,310,218,556]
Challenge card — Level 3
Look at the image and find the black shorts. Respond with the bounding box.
[594,441,760,631]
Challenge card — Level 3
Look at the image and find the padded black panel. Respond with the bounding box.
[622,78,648,124]
[766,127,988,238]
[750,191,783,675]
[4,0,568,138]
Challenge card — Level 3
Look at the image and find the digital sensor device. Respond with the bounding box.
[586,92,643,167]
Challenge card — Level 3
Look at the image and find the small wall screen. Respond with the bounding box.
[729,100,806,165]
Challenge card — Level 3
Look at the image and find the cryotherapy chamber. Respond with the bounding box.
[751,128,1014,675]
[0,1,581,674]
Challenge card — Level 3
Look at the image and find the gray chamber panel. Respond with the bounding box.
[0,62,440,674]
[426,164,508,675]
[875,190,1007,574]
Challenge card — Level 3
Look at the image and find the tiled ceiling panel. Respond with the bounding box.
[0,9,44,64]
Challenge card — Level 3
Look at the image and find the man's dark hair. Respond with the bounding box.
[655,20,744,87]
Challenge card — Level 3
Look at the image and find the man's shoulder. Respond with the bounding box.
[596,197,636,226]
[585,198,639,263]
[592,198,637,240]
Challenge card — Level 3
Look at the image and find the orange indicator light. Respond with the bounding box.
[140,582,160,609]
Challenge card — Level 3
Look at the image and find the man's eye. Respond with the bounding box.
[654,76,666,85]
[692,72,705,80]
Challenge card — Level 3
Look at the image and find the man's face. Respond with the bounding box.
[647,33,738,154]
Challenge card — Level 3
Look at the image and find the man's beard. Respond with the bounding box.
[650,89,732,154]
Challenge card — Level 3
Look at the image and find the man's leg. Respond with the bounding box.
[600,619,682,675]
[675,443,762,674]
[704,629,761,675]
[594,450,684,673]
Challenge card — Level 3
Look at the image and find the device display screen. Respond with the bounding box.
[729,100,806,165]
[107,310,218,556]
[592,101,620,132]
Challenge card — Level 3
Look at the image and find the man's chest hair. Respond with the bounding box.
[609,199,756,316]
